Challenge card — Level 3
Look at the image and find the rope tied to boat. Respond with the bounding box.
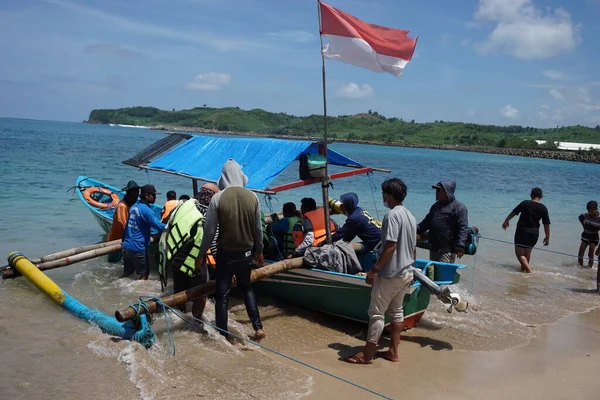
[135,296,393,399]
[367,171,381,220]
[263,194,277,214]
[131,296,177,355]
[479,235,597,263]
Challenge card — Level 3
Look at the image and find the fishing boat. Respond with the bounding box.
[75,175,163,234]
[84,133,468,328]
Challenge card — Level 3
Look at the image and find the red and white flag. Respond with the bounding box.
[319,2,418,77]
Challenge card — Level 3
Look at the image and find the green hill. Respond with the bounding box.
[87,106,600,149]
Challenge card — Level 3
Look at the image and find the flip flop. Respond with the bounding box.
[343,354,372,365]
[376,351,399,362]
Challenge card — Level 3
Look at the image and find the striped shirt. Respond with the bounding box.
[197,202,219,256]
[578,212,600,240]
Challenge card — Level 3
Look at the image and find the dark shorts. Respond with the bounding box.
[514,230,539,249]
[581,232,600,245]
[123,249,149,277]
[172,263,208,294]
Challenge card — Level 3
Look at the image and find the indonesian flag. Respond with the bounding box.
[319,2,418,77]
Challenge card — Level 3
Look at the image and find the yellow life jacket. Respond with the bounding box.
[158,200,215,285]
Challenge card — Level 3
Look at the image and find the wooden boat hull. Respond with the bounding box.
[254,258,465,328]
[75,176,162,234]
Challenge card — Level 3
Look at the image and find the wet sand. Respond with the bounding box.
[284,307,600,400]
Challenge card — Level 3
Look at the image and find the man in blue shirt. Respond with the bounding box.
[122,184,166,280]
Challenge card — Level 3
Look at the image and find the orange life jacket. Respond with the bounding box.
[293,208,336,247]
[161,200,179,221]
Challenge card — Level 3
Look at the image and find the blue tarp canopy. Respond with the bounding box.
[147,136,364,190]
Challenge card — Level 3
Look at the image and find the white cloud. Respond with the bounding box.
[500,104,520,119]
[466,109,476,117]
[186,73,231,91]
[549,88,566,101]
[83,43,145,59]
[460,39,472,46]
[474,0,580,59]
[577,87,592,104]
[335,83,374,100]
[542,70,570,80]
[267,30,315,43]
[44,0,272,52]
[581,104,600,111]
[440,34,452,44]
[520,82,565,89]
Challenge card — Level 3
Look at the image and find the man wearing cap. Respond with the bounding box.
[122,184,166,279]
[107,181,140,264]
[502,187,550,273]
[417,180,469,263]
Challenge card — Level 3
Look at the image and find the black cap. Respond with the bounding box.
[141,184,160,196]
[531,187,543,198]
[121,180,139,191]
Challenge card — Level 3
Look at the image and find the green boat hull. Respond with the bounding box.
[254,260,464,329]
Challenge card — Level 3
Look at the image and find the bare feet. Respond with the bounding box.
[376,350,399,362]
[254,329,266,342]
[343,352,373,365]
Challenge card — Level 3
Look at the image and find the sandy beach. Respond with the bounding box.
[285,307,600,400]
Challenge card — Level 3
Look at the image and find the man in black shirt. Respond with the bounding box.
[502,187,550,273]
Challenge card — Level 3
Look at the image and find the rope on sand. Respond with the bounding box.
[133,296,393,400]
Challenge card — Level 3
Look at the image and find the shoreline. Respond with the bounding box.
[296,306,600,399]
[134,124,600,165]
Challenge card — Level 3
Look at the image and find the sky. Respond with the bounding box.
[1,0,599,128]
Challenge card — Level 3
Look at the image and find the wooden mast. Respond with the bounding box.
[318,0,332,244]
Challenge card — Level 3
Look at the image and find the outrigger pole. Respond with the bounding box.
[317,0,333,244]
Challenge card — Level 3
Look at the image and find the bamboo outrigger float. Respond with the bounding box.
[2,242,122,279]
[7,251,155,347]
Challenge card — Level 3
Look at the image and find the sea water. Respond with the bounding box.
[1,117,599,399]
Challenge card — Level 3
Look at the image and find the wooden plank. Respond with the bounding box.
[267,167,373,193]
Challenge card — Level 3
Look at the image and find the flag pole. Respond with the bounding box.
[317,0,332,244]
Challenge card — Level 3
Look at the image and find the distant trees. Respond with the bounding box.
[86,106,600,148]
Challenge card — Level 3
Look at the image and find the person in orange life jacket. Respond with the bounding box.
[329,192,382,252]
[108,180,140,242]
[270,202,302,257]
[196,159,266,342]
[107,180,140,263]
[161,190,178,222]
[122,184,166,280]
[290,197,338,257]
[171,183,220,325]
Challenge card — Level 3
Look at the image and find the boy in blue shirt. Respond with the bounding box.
[122,184,166,279]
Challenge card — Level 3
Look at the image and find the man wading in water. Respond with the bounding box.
[502,187,550,273]
[197,159,266,342]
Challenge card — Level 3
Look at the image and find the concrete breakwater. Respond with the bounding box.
[142,125,600,164]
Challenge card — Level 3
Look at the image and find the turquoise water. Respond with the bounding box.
[1,117,599,398]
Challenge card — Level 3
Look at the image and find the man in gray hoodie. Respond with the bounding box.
[197,159,266,341]
[417,180,469,263]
